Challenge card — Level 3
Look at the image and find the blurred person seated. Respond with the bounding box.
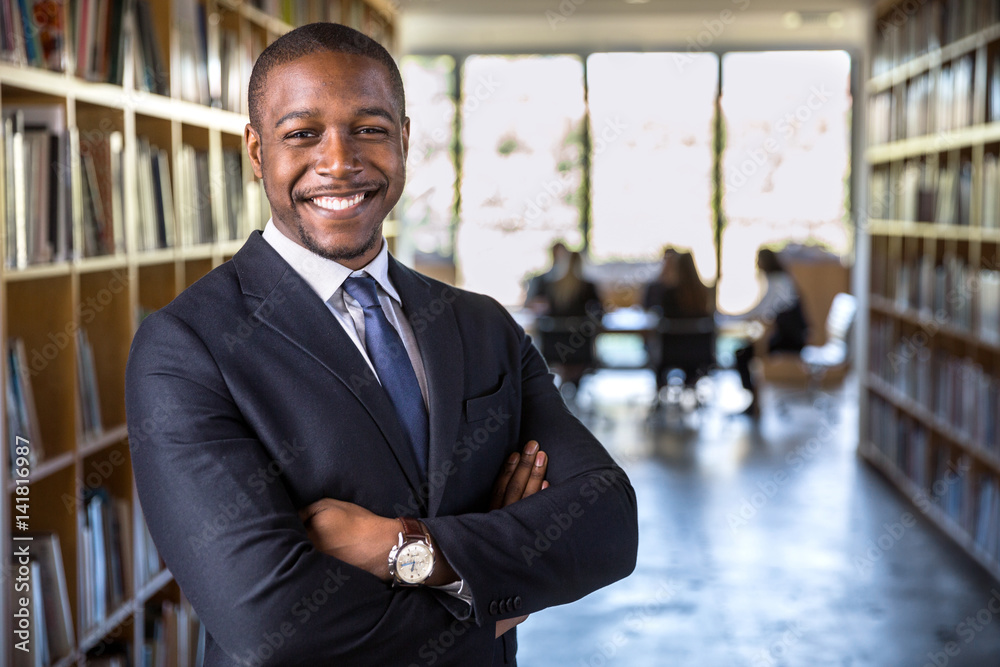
[643,248,716,393]
[524,241,570,312]
[529,249,603,389]
[726,248,810,418]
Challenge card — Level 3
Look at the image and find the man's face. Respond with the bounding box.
[245,51,409,269]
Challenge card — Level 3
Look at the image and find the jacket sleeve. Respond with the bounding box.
[421,303,639,626]
[126,311,496,666]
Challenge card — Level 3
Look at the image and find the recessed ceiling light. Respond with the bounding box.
[625,0,650,4]
[827,11,845,29]
[783,11,803,29]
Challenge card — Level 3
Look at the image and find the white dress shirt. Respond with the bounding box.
[261,220,472,612]
[261,221,429,407]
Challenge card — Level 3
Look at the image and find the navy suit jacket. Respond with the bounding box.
[125,231,638,666]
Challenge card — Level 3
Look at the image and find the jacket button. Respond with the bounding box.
[498,599,508,614]
[513,596,522,610]
[505,597,514,611]
[489,601,498,616]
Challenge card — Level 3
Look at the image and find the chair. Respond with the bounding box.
[777,292,857,415]
[649,315,716,414]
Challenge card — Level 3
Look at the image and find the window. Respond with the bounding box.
[718,51,852,313]
[587,52,718,284]
[400,50,853,309]
[457,55,586,306]
[399,56,458,259]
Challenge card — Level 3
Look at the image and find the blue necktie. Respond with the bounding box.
[343,275,429,476]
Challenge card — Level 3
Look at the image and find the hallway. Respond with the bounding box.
[516,371,1000,666]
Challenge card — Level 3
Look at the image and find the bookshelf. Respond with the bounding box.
[862,0,1000,584]
[0,1,397,665]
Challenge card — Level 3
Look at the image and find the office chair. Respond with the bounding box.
[777,292,857,416]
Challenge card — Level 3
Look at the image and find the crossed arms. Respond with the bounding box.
[125,299,638,665]
[300,438,551,638]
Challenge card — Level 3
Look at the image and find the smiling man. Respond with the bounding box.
[125,23,637,667]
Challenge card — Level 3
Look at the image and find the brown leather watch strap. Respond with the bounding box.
[398,517,426,542]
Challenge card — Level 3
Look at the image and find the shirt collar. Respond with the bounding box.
[261,220,400,305]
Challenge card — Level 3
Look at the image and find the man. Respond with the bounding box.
[125,22,637,666]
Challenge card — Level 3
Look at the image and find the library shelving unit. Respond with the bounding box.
[862,0,1000,584]
[0,1,397,665]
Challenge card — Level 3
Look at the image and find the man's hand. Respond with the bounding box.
[490,440,549,511]
[299,499,398,581]
[490,440,549,637]
[300,439,550,637]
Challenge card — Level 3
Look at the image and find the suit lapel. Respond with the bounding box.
[388,256,464,517]
[232,233,427,506]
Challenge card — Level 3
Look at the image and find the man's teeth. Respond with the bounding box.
[311,193,366,211]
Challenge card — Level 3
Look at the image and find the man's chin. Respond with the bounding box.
[300,226,382,266]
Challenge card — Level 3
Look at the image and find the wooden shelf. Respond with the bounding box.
[868,295,1000,353]
[867,220,1000,242]
[865,375,1000,476]
[79,423,130,458]
[1,262,72,282]
[866,121,1000,164]
[866,23,1000,95]
[4,450,75,493]
[862,446,1000,583]
[863,0,1000,585]
[77,254,129,274]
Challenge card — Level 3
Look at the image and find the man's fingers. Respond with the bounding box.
[489,452,520,510]
[502,441,539,508]
[521,450,547,499]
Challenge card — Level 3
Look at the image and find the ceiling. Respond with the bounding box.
[397,0,869,53]
[399,0,867,15]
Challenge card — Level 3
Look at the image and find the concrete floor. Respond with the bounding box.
[516,370,1000,667]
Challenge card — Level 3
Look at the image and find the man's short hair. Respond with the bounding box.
[248,22,405,131]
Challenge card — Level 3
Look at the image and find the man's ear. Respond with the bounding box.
[245,123,264,179]
[401,116,410,162]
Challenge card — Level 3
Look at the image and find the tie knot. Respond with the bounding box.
[343,275,382,310]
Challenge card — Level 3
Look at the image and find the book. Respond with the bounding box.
[174,0,209,105]
[82,488,129,630]
[2,105,72,267]
[76,328,103,437]
[24,533,75,664]
[133,0,168,94]
[983,154,998,229]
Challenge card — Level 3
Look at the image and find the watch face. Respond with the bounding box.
[395,542,434,584]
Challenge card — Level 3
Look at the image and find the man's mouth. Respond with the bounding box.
[309,192,370,211]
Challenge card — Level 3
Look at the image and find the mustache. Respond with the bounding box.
[295,183,382,200]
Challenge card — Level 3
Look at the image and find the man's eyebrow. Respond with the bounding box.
[356,106,396,123]
[275,108,320,129]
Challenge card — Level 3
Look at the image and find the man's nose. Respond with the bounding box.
[315,132,362,177]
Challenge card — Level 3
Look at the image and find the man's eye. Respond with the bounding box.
[287,130,315,139]
[358,127,387,135]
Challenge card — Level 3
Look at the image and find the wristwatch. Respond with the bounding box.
[388,517,436,586]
